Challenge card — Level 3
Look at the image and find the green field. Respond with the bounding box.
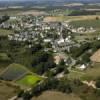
[16,74,42,87]
[82,63,100,81]
[67,71,85,80]
[67,63,100,81]
[69,19,100,29]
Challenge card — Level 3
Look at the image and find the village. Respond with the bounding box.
[0,15,97,72]
[0,12,100,100]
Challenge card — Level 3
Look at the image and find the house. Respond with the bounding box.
[8,35,13,40]
[78,64,87,70]
[57,38,64,44]
[44,39,52,43]
[10,16,17,20]
[54,55,63,65]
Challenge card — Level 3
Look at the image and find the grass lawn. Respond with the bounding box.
[0,29,13,36]
[68,63,100,81]
[16,74,42,87]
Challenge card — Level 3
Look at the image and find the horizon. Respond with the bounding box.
[0,0,100,2]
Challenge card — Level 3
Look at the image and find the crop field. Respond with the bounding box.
[74,32,99,42]
[32,91,81,100]
[0,63,30,81]
[16,74,42,87]
[0,80,19,100]
[43,15,100,22]
[69,19,100,29]
[20,10,47,16]
[0,29,14,36]
[0,9,23,15]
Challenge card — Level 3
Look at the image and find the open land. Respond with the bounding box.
[32,91,81,100]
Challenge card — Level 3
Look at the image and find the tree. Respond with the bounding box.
[96,16,99,20]
[59,59,65,66]
[58,80,72,93]
[64,68,69,74]
[17,90,24,97]
[96,79,100,88]
[22,91,31,100]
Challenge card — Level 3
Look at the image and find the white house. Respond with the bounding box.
[79,64,86,70]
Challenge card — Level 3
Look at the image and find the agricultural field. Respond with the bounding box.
[67,63,100,81]
[67,71,85,80]
[69,19,100,29]
[43,15,100,22]
[20,10,47,16]
[32,91,82,100]
[0,80,19,100]
[0,9,23,15]
[0,63,31,81]
[0,29,14,36]
[74,32,99,42]
[82,63,100,81]
[16,74,42,87]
